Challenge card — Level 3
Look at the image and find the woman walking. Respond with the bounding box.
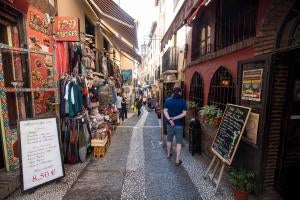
[121,96,127,119]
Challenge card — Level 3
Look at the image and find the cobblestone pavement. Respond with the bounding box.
[6,108,233,200]
[63,107,233,200]
[6,157,90,200]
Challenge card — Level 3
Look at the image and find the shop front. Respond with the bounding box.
[0,0,57,172]
[184,0,298,198]
[233,1,299,198]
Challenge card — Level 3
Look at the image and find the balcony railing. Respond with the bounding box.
[162,47,177,73]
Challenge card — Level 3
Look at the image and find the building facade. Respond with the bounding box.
[0,0,140,173]
[184,0,299,198]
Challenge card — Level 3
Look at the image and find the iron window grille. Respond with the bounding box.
[189,72,204,108]
[208,67,235,110]
[215,0,257,50]
[200,25,211,56]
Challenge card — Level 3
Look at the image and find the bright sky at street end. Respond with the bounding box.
[116,0,155,50]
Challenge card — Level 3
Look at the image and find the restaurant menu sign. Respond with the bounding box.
[211,104,251,165]
[19,118,64,191]
[241,69,263,102]
[54,16,80,41]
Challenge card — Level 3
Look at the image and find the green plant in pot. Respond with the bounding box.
[187,101,199,117]
[228,168,255,200]
[199,105,223,127]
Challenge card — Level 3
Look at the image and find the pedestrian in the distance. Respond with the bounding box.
[116,93,124,123]
[163,87,187,166]
[136,96,143,117]
[122,96,127,119]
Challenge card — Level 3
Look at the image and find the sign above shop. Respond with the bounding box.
[211,104,251,165]
[19,117,64,191]
[54,17,80,42]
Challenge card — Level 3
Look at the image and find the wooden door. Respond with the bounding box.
[276,61,300,199]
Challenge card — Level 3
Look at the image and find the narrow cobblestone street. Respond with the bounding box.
[5,108,233,200]
[62,108,233,200]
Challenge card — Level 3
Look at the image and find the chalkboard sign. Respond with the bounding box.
[211,104,251,165]
[18,117,64,191]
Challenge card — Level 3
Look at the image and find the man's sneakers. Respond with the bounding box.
[167,153,172,159]
[175,160,182,167]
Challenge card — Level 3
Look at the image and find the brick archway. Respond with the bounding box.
[254,0,296,56]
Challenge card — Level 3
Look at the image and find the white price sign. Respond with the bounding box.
[19,118,64,191]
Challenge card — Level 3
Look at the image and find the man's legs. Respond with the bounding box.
[176,144,182,163]
[122,108,126,120]
[166,125,174,157]
[137,107,141,116]
[167,141,172,157]
[121,109,125,121]
[175,126,183,164]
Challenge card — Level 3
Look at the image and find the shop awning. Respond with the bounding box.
[160,0,199,50]
[101,26,141,63]
[87,0,138,49]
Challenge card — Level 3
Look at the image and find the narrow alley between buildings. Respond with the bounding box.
[7,109,232,200]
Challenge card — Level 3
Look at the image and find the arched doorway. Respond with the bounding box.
[274,1,300,198]
[208,66,235,110]
[189,72,204,108]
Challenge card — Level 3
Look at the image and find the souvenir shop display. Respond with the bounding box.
[58,39,123,162]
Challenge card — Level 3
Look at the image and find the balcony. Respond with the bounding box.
[162,47,177,73]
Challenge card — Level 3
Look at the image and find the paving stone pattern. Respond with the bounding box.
[6,157,90,200]
[6,108,233,200]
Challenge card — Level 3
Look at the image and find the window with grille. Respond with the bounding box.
[191,9,212,60]
[208,67,235,110]
[215,0,258,50]
[189,72,204,108]
[200,25,211,56]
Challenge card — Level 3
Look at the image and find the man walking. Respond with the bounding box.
[135,96,143,117]
[163,87,187,166]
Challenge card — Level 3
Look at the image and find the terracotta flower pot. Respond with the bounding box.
[213,117,222,127]
[232,188,248,200]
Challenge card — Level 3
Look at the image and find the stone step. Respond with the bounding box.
[0,170,20,200]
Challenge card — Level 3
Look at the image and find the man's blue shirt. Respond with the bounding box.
[164,97,187,126]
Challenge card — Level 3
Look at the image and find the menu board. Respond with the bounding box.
[19,118,64,191]
[211,104,251,165]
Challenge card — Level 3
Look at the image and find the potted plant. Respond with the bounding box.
[228,168,255,200]
[199,105,223,127]
[187,101,199,117]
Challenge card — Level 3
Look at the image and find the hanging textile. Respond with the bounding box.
[55,42,69,78]
[70,43,82,76]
